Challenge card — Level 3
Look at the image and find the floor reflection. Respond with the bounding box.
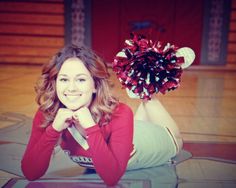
[7,165,178,188]
[8,162,236,188]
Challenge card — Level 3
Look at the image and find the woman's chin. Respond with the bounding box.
[66,105,82,111]
[66,104,89,111]
[62,99,91,111]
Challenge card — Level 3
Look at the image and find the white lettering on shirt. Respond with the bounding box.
[63,150,94,168]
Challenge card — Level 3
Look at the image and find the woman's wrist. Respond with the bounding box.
[46,125,62,138]
[52,123,63,132]
[85,124,100,136]
[82,120,96,129]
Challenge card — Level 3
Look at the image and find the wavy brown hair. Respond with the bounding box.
[35,45,119,127]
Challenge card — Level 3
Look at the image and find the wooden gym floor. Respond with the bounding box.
[0,64,235,187]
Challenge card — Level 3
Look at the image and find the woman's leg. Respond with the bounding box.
[134,102,149,121]
[134,97,183,152]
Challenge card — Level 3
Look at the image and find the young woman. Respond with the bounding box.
[21,45,182,186]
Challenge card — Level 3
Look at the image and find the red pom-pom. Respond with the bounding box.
[112,33,184,100]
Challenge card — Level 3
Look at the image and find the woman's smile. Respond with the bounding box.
[56,57,96,110]
[65,94,82,101]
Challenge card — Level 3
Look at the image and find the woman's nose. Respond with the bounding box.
[67,81,77,92]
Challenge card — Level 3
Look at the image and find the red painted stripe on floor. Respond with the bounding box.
[183,142,236,161]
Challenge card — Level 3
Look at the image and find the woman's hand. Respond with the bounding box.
[52,107,96,133]
[73,107,96,129]
[52,108,73,132]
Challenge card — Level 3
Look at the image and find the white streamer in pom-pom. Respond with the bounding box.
[116,51,127,58]
[126,88,139,99]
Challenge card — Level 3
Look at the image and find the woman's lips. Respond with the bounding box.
[65,94,82,101]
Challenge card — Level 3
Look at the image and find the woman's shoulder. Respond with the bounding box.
[34,108,44,119]
[32,108,46,128]
[108,102,133,131]
[114,102,133,115]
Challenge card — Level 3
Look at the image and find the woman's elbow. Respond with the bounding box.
[104,176,121,187]
[21,162,44,181]
[102,171,124,186]
[24,174,40,181]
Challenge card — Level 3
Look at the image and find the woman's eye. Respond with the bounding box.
[77,78,86,82]
[59,78,68,82]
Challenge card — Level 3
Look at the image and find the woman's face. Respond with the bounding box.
[56,57,96,111]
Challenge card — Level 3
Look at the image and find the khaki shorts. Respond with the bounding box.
[127,120,177,170]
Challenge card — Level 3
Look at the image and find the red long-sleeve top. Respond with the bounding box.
[21,103,134,186]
